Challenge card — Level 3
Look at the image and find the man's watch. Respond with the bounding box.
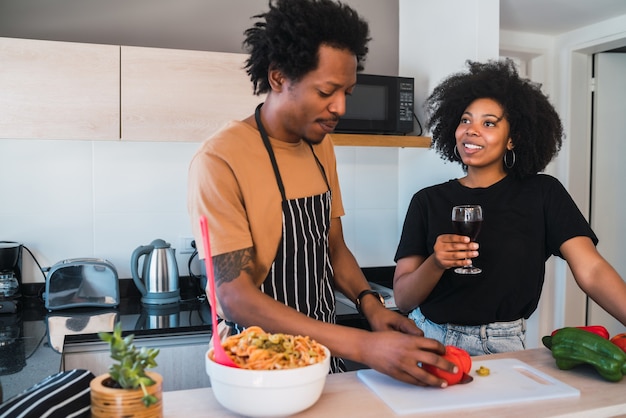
[355,289,385,315]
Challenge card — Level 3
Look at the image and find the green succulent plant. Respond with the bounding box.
[98,322,160,407]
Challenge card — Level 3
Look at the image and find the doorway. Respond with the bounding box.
[587,52,626,336]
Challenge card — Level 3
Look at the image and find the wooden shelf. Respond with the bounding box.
[329,133,431,148]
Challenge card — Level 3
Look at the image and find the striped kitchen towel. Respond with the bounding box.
[0,369,94,418]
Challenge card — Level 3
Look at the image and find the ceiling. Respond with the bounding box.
[499,0,626,36]
[1,0,626,48]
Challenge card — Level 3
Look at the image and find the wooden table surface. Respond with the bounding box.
[162,348,626,417]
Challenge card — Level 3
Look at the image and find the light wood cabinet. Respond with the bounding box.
[121,46,265,142]
[120,45,430,146]
[0,37,120,140]
[0,37,429,147]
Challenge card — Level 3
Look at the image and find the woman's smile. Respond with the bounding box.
[462,142,484,153]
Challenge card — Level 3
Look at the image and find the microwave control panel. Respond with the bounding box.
[398,78,414,128]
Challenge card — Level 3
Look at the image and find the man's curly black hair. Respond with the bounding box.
[426,59,563,179]
[243,0,370,95]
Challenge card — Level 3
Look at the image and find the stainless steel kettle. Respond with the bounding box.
[131,239,180,305]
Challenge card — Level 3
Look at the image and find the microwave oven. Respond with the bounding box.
[334,73,414,135]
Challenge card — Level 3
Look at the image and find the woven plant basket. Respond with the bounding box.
[90,371,163,418]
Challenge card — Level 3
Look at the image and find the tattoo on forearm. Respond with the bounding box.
[213,247,255,285]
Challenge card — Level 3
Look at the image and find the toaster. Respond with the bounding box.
[45,258,120,311]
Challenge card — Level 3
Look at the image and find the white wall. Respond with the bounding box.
[397,0,499,221]
[0,1,401,283]
[0,139,200,282]
[1,142,402,284]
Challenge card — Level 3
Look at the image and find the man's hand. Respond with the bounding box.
[360,304,457,387]
[359,330,457,387]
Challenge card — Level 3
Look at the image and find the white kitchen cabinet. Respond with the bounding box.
[121,46,264,142]
[0,37,120,140]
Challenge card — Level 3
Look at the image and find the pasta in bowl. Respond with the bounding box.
[205,326,331,417]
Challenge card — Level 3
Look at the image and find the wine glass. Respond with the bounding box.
[451,205,483,274]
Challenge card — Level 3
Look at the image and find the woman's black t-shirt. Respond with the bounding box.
[395,174,598,325]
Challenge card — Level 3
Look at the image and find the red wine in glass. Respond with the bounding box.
[452,220,482,241]
[451,205,483,274]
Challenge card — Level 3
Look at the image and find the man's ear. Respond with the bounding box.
[268,66,285,92]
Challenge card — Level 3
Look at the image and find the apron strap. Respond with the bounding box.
[255,103,287,201]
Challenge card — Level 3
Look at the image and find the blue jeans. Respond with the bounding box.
[409,308,526,356]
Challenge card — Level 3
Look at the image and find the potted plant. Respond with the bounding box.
[90,322,163,418]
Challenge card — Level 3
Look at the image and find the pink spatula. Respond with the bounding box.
[199,215,239,368]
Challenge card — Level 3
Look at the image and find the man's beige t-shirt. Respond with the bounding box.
[188,120,345,286]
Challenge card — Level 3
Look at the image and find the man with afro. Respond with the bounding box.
[188,0,455,386]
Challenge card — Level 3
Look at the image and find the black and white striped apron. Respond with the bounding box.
[229,103,344,373]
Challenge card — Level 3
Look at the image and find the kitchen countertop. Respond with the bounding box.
[162,348,626,418]
[6,271,624,417]
[0,270,383,403]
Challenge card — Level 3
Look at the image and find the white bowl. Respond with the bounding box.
[205,346,330,417]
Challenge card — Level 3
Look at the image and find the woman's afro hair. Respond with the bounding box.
[243,0,370,95]
[426,59,563,178]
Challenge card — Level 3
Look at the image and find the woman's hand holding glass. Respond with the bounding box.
[431,233,480,272]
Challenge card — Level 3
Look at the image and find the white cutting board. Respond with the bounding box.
[357,358,580,415]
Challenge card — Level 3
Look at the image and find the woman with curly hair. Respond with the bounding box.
[188,0,456,386]
[393,59,626,355]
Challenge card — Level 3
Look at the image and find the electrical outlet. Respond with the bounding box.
[179,236,196,254]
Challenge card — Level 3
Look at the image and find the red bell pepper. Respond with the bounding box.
[610,333,626,353]
[550,325,609,339]
[422,345,472,386]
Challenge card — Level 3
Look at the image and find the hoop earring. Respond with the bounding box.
[504,149,516,169]
[454,145,461,160]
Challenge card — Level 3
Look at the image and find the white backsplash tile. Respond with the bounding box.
[0,139,93,215]
[335,146,356,211]
[93,141,199,213]
[350,208,398,267]
[95,211,194,279]
[7,210,94,272]
[354,147,398,209]
[0,139,95,279]
[340,208,357,256]
[1,138,409,283]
